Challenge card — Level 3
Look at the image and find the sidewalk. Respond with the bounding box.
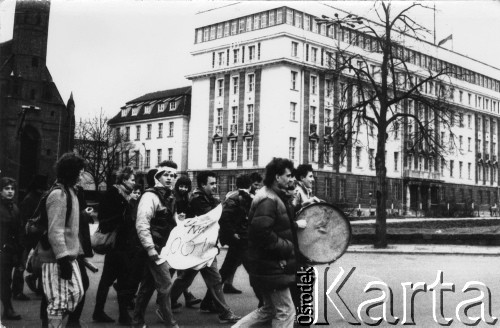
[347,243,500,256]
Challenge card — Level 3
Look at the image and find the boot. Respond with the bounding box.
[118,294,132,325]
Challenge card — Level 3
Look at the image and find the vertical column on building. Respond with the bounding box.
[481,115,487,186]
[302,70,311,163]
[253,69,261,166]
[346,83,353,173]
[237,72,246,167]
[490,114,493,186]
[221,74,230,167]
[318,72,325,169]
[497,117,500,198]
[475,113,479,185]
[206,77,216,167]
[332,74,341,173]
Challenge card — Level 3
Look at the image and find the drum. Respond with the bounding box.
[296,203,351,265]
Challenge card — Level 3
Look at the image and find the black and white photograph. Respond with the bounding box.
[1,0,500,327]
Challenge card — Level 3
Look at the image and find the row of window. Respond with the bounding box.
[121,101,177,118]
[117,122,175,141]
[323,177,496,204]
[196,7,288,43]
[214,105,254,128]
[198,5,500,93]
[117,148,174,169]
[216,74,255,97]
[212,43,261,68]
[213,138,254,162]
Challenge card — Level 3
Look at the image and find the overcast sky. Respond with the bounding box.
[1,0,499,120]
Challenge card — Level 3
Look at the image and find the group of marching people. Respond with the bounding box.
[0,151,321,328]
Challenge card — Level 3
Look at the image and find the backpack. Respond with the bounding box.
[25,183,72,250]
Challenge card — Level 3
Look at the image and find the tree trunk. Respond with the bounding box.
[374,131,388,248]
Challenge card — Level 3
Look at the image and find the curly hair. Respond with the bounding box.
[295,164,313,181]
[263,157,294,188]
[56,152,86,186]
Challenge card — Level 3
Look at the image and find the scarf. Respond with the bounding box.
[115,183,132,202]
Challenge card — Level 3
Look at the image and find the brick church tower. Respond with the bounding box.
[0,0,75,195]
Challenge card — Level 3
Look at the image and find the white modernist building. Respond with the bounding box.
[108,86,191,176]
[186,3,500,214]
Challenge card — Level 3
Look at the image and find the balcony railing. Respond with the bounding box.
[403,169,441,180]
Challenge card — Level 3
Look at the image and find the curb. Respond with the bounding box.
[346,244,500,256]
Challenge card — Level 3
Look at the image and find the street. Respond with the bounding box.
[2,248,500,328]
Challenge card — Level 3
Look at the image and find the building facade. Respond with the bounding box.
[0,0,75,195]
[187,3,500,214]
[108,86,191,176]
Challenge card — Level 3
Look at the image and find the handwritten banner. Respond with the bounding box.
[160,205,222,270]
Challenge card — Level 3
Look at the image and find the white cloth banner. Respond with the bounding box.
[160,204,222,270]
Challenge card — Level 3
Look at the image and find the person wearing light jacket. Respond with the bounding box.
[133,160,179,328]
[39,152,86,328]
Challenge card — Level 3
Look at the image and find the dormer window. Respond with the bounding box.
[158,103,166,112]
[145,105,152,114]
[131,107,139,116]
[170,101,176,111]
[121,108,129,117]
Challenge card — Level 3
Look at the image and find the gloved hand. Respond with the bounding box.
[57,256,73,280]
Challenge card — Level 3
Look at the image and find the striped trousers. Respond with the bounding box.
[41,261,84,318]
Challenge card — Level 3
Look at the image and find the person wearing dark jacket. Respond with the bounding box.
[174,176,191,215]
[233,158,306,328]
[170,176,201,309]
[219,174,253,295]
[0,177,23,321]
[170,171,241,324]
[93,166,136,325]
[19,174,48,297]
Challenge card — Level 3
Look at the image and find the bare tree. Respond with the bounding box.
[74,110,136,190]
[321,2,458,247]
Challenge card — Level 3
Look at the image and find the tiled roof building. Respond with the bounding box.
[108,86,191,174]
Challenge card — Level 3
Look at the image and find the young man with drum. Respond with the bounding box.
[233,158,306,328]
[292,164,321,211]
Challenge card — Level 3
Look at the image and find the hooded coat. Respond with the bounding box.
[135,168,177,257]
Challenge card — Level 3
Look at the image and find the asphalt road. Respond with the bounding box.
[2,249,500,328]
